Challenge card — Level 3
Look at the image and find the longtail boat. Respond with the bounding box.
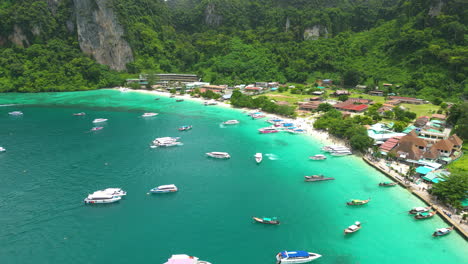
[346,198,371,206]
[304,175,335,182]
[414,211,436,219]
[379,182,397,187]
[344,221,361,234]
[253,216,280,225]
[433,226,454,237]
[409,206,431,214]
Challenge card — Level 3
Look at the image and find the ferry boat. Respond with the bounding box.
[304,175,335,182]
[8,111,23,116]
[84,191,121,204]
[253,216,280,225]
[223,120,240,125]
[276,251,322,263]
[178,125,192,131]
[142,112,158,117]
[0,147,6,152]
[100,188,127,197]
[432,226,454,237]
[91,127,104,131]
[258,127,279,134]
[150,184,178,193]
[344,221,361,234]
[379,182,397,187]
[347,198,371,206]
[92,118,108,123]
[163,254,211,264]
[206,152,230,159]
[414,211,436,219]
[255,153,263,163]
[73,112,86,116]
[309,154,326,160]
[409,206,431,214]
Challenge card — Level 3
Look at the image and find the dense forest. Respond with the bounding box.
[0,0,466,101]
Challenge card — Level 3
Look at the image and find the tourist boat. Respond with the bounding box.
[119,87,130,92]
[344,221,362,234]
[170,95,176,98]
[258,127,279,134]
[142,112,158,117]
[253,216,280,225]
[304,175,335,182]
[223,120,240,125]
[0,147,6,152]
[152,137,182,147]
[267,118,283,124]
[379,182,397,187]
[73,112,86,116]
[409,206,431,214]
[432,226,454,237]
[206,152,230,159]
[84,191,121,204]
[252,113,266,119]
[8,111,23,116]
[330,150,352,156]
[91,127,104,131]
[204,100,218,105]
[99,188,127,197]
[276,251,322,263]
[321,145,349,152]
[154,98,160,100]
[414,211,436,219]
[287,128,306,134]
[92,118,108,123]
[347,198,371,206]
[150,184,178,193]
[309,154,326,160]
[163,254,211,264]
[176,99,184,102]
[255,153,263,163]
[178,125,192,131]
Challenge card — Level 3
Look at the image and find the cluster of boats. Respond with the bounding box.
[152,137,182,148]
[321,145,352,156]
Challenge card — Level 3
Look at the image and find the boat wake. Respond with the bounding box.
[265,153,279,160]
[0,104,17,107]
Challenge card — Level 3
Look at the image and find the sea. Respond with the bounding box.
[0,89,466,264]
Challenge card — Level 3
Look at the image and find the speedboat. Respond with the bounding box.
[99,188,127,197]
[253,216,280,225]
[347,198,371,206]
[414,211,436,219]
[255,153,263,163]
[91,127,103,131]
[142,112,158,117]
[223,120,240,125]
[276,251,321,263]
[84,191,121,204]
[92,118,108,123]
[178,125,192,131]
[152,137,182,147]
[258,127,279,134]
[304,175,335,182]
[8,111,23,116]
[0,147,6,152]
[206,152,230,159]
[73,112,86,116]
[164,254,211,264]
[309,154,326,160]
[150,184,178,193]
[433,226,454,237]
[409,206,431,214]
[344,221,361,234]
[379,182,397,187]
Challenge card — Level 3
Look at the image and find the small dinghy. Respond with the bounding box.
[414,211,436,219]
[344,221,361,234]
[142,112,158,117]
[178,125,192,131]
[255,153,263,164]
[253,216,280,225]
[409,206,431,214]
[379,182,397,187]
[276,251,321,263]
[304,175,335,182]
[91,127,104,131]
[347,198,371,206]
[433,226,454,237]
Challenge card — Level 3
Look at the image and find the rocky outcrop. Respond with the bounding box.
[428,0,444,17]
[304,25,329,40]
[204,3,222,27]
[73,0,133,71]
[8,25,29,47]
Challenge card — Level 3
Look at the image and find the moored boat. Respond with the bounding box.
[73,112,86,116]
[344,221,361,234]
[409,206,431,214]
[346,198,371,206]
[330,150,352,156]
[432,226,454,237]
[8,111,23,116]
[255,153,263,163]
[253,216,280,225]
[91,126,104,131]
[223,120,240,125]
[152,137,182,147]
[163,254,211,264]
[150,184,178,193]
[287,128,306,134]
[206,152,230,159]
[92,118,108,123]
[142,112,158,117]
[99,188,127,197]
[304,175,335,182]
[309,154,326,160]
[84,191,121,204]
[414,211,436,219]
[0,147,6,152]
[252,113,266,119]
[176,99,184,102]
[258,127,279,134]
[178,125,192,131]
[379,182,397,187]
[276,251,321,263]
[204,100,218,105]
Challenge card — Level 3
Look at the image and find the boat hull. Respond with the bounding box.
[304,177,335,182]
[379,183,397,187]
[253,217,280,225]
[276,252,321,263]
[346,199,371,206]
[84,197,121,204]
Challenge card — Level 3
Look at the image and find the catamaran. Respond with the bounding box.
[150,184,178,193]
[163,254,211,264]
[276,251,322,263]
[92,118,108,123]
[255,153,263,163]
[206,152,231,159]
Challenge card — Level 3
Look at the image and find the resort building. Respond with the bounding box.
[387,96,425,105]
[298,101,321,111]
[333,98,373,113]
[333,90,351,96]
[200,84,228,93]
[369,90,384,96]
[431,114,446,120]
[243,86,263,94]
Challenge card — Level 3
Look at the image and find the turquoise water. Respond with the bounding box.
[0,90,466,264]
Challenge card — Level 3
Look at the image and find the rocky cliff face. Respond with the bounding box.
[304,25,329,40]
[204,3,222,27]
[73,0,133,71]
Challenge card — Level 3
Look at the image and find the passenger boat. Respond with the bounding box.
[276,251,322,263]
[309,154,326,160]
[255,153,263,163]
[150,184,178,193]
[8,111,23,116]
[287,128,306,134]
[258,127,279,134]
[321,145,349,152]
[84,191,121,204]
[0,147,6,152]
[92,118,108,123]
[152,137,182,147]
[99,188,127,197]
[176,99,184,102]
[346,198,371,206]
[432,226,454,237]
[252,113,266,119]
[163,254,211,264]
[414,211,436,219]
[204,100,218,105]
[206,152,230,159]
[267,118,283,124]
[379,182,397,187]
[91,127,104,131]
[344,221,361,234]
[331,150,352,156]
[253,216,280,225]
[178,125,192,131]
[409,206,431,214]
[304,175,335,182]
[73,112,86,116]
[142,112,158,117]
[222,120,240,125]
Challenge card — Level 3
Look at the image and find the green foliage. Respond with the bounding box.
[317,103,333,112]
[447,102,468,140]
[230,90,296,117]
[431,173,468,210]
[338,94,349,102]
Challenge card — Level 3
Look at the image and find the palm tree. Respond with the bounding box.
[406,165,416,183]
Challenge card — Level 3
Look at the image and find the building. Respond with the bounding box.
[333,90,351,96]
[379,136,402,153]
[298,101,321,110]
[335,104,368,113]
[387,96,425,105]
[431,114,446,120]
[355,85,367,90]
[391,131,428,160]
[386,99,401,105]
[200,85,228,93]
[414,116,429,127]
[255,82,268,88]
[369,90,384,96]
[323,79,333,85]
[377,105,394,114]
[244,86,263,94]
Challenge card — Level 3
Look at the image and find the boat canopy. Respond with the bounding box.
[280,251,309,258]
[349,225,358,230]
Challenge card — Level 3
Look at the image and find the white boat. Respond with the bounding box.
[8,111,23,116]
[309,154,326,160]
[344,221,361,234]
[276,251,322,263]
[223,120,240,125]
[99,188,127,197]
[152,137,182,147]
[164,254,211,264]
[119,87,130,92]
[330,150,352,156]
[255,153,263,163]
[287,128,306,134]
[321,145,349,152]
[150,184,178,193]
[258,127,279,134]
[84,191,121,204]
[206,152,231,159]
[92,118,108,123]
[204,100,218,106]
[142,112,158,117]
[0,147,5,152]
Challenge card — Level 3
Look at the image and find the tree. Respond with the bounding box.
[431,173,468,211]
[316,103,333,112]
[338,94,349,102]
[393,121,408,132]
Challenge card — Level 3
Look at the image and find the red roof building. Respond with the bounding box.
[244,87,262,91]
[339,104,368,112]
[380,137,402,152]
